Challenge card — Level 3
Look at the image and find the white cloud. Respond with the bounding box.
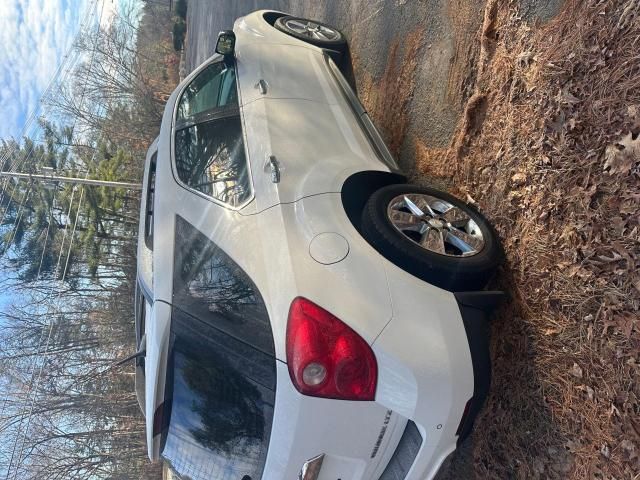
[100,0,118,28]
[0,0,94,140]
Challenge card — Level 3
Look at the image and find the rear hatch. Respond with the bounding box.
[156,216,402,480]
[160,216,277,479]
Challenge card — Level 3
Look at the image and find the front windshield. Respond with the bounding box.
[160,308,275,480]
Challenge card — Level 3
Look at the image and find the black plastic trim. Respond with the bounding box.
[262,11,287,26]
[456,291,507,312]
[379,420,423,480]
[341,171,407,234]
[143,152,157,250]
[454,291,505,445]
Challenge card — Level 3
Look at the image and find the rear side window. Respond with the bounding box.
[172,216,275,356]
[174,61,250,207]
[174,116,250,207]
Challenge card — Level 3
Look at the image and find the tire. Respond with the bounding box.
[361,184,502,291]
[274,16,347,50]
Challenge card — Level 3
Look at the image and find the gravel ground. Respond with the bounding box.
[184,1,565,478]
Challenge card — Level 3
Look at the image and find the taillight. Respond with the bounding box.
[286,297,377,401]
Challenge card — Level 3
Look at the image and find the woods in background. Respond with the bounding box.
[0,1,181,478]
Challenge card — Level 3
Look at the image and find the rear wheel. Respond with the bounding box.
[361,184,502,291]
[274,16,346,50]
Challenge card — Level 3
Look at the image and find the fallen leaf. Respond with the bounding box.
[609,403,621,418]
[512,172,527,186]
[576,384,595,400]
[465,193,478,206]
[614,314,637,339]
[596,252,623,263]
[560,86,581,104]
[620,439,637,460]
[565,440,580,452]
[517,51,533,68]
[603,132,640,175]
[570,363,583,378]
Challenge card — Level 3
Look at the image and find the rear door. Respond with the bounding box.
[236,45,389,212]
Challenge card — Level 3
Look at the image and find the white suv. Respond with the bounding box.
[134,10,503,480]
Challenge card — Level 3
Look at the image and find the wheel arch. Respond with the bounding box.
[261,11,288,26]
[341,170,407,234]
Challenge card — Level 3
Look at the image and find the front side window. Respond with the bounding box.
[174,61,250,207]
[177,62,238,122]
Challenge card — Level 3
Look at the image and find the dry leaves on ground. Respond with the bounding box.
[417,0,640,478]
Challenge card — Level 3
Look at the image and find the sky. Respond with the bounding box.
[0,0,119,141]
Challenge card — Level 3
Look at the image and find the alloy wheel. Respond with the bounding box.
[386,194,485,257]
[283,18,341,41]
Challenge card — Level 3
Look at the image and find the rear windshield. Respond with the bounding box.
[160,308,275,480]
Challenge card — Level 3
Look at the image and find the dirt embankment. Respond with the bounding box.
[418,0,640,478]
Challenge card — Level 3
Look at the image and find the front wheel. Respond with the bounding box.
[361,184,502,291]
[274,16,347,49]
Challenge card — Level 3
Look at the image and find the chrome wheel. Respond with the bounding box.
[283,18,341,41]
[386,194,485,257]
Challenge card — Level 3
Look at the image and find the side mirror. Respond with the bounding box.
[215,30,236,56]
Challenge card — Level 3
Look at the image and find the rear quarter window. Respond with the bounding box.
[172,216,275,357]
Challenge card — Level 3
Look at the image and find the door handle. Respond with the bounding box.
[255,79,268,95]
[265,155,280,183]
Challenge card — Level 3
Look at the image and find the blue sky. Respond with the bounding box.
[0,0,120,140]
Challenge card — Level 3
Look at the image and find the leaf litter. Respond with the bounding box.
[415,0,640,477]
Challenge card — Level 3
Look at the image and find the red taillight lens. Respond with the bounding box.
[286,297,377,401]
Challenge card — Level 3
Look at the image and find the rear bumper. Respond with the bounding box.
[372,260,504,480]
[453,291,505,446]
[371,263,474,480]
